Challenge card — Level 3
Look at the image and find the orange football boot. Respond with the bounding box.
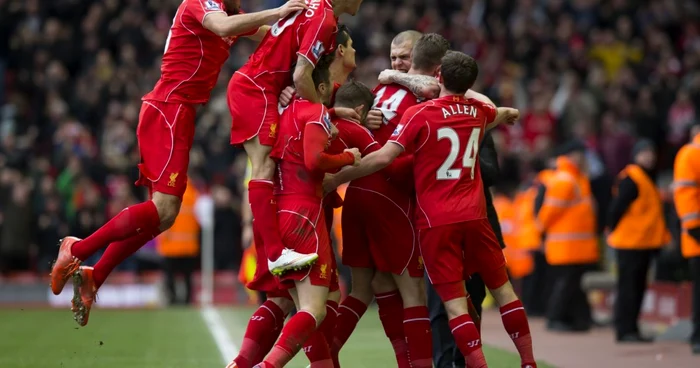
[50,237,82,295]
[72,266,97,327]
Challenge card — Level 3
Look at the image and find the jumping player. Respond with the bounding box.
[252,55,361,368]
[49,0,307,327]
[227,0,364,276]
[332,33,450,368]
[326,51,536,368]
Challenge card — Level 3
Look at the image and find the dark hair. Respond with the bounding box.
[336,24,351,48]
[334,80,374,117]
[411,33,450,71]
[312,54,334,88]
[440,51,478,94]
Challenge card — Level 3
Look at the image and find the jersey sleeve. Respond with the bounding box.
[481,102,497,124]
[305,104,333,136]
[297,12,336,66]
[389,105,427,153]
[304,123,355,172]
[189,0,227,24]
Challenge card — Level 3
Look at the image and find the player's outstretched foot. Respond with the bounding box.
[50,236,82,295]
[72,266,97,327]
[267,248,318,276]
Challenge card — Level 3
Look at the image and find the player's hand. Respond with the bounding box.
[334,107,362,123]
[345,148,361,166]
[506,108,520,125]
[279,86,296,107]
[278,0,307,18]
[330,123,339,139]
[365,109,383,130]
[377,69,400,85]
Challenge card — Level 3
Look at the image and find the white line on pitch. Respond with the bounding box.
[201,305,239,364]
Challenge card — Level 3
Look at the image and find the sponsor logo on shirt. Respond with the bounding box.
[392,124,404,136]
[204,0,221,11]
[311,40,325,59]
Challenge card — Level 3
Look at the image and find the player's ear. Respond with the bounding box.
[434,65,442,78]
[437,69,443,84]
[336,45,345,57]
[354,104,365,119]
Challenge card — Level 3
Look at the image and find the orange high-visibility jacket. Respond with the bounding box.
[515,169,556,251]
[494,194,533,278]
[673,133,700,258]
[333,184,348,255]
[608,164,670,249]
[157,181,200,258]
[537,157,599,265]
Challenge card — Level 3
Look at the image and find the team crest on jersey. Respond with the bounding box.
[204,0,221,11]
[311,40,325,59]
[319,264,328,279]
[392,124,404,136]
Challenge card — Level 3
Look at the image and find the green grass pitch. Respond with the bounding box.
[0,307,554,367]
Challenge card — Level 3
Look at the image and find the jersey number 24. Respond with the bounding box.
[436,127,481,181]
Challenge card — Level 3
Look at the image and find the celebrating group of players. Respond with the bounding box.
[48,0,537,367]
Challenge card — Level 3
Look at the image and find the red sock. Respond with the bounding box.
[375,291,410,368]
[303,330,333,368]
[264,310,318,368]
[303,301,338,365]
[500,300,536,367]
[248,180,285,261]
[467,296,482,333]
[403,306,433,368]
[449,314,487,368]
[331,295,368,363]
[71,201,160,261]
[92,229,161,288]
[235,301,286,368]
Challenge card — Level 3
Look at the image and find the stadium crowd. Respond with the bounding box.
[0,0,699,281]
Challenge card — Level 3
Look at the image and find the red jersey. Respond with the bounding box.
[327,118,378,156]
[272,99,354,199]
[371,83,423,145]
[389,95,497,229]
[237,0,337,95]
[144,0,254,104]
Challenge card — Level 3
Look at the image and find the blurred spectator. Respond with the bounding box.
[0,0,699,277]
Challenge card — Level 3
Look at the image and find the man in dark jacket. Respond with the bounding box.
[427,130,505,368]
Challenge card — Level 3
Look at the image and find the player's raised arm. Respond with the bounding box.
[378,69,440,99]
[294,56,321,103]
[202,0,306,37]
[486,107,520,130]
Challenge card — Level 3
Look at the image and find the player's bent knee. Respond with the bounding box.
[395,276,426,308]
[489,280,519,307]
[152,192,182,231]
[244,137,275,180]
[269,297,295,315]
[443,297,470,321]
[371,272,396,294]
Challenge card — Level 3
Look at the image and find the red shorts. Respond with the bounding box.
[227,72,279,147]
[419,218,508,289]
[276,196,334,289]
[135,100,196,199]
[341,187,423,277]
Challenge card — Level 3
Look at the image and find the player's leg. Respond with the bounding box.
[230,294,295,368]
[260,280,330,368]
[60,101,195,326]
[303,260,341,365]
[436,284,488,368]
[392,272,432,368]
[372,272,410,368]
[332,266,374,363]
[473,219,536,368]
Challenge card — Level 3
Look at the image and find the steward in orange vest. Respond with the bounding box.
[672,122,700,354]
[494,190,533,280]
[158,179,200,305]
[537,140,598,332]
[607,139,670,343]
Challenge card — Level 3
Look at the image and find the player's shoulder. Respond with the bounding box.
[188,0,223,12]
[404,99,436,118]
[337,118,373,136]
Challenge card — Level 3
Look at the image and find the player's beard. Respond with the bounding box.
[223,0,240,14]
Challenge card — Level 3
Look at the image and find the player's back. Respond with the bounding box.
[371,83,422,145]
[237,0,337,95]
[271,98,333,199]
[393,95,497,229]
[145,0,245,104]
[327,118,378,157]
